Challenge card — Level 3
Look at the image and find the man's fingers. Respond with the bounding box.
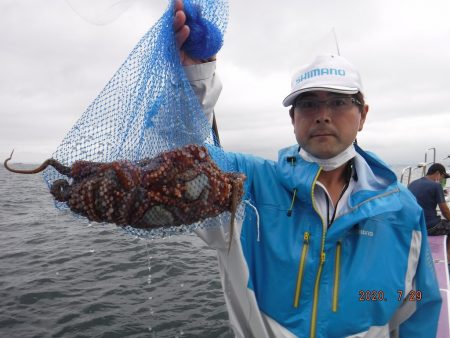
[173,10,186,32]
[175,25,190,49]
[173,1,189,49]
[173,0,211,65]
[174,0,183,12]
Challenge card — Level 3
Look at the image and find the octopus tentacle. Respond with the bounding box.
[115,188,138,225]
[4,149,71,176]
[82,176,102,222]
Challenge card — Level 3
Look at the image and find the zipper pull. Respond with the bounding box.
[321,252,326,264]
[287,156,296,166]
[287,188,297,217]
[303,232,310,243]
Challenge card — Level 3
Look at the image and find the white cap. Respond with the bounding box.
[282,54,364,107]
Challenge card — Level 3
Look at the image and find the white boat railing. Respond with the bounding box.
[399,147,437,185]
[400,166,412,185]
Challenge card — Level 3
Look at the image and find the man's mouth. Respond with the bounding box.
[311,130,335,138]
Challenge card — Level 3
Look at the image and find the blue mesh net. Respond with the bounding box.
[40,0,240,238]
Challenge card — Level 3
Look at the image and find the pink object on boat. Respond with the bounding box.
[428,235,450,338]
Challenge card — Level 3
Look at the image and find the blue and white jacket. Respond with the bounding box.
[187,63,441,338]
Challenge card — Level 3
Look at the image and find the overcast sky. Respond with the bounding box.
[1,0,450,167]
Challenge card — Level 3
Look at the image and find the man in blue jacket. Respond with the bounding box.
[174,1,441,337]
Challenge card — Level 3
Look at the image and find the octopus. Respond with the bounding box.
[4,145,245,245]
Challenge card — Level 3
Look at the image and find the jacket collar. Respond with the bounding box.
[276,144,400,208]
[276,145,320,207]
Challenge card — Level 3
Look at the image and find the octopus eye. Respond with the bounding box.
[50,179,70,202]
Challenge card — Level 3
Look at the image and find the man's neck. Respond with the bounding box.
[318,162,350,206]
[425,173,440,182]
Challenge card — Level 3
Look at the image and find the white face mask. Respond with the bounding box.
[299,144,357,171]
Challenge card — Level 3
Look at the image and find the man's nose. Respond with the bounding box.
[314,103,332,123]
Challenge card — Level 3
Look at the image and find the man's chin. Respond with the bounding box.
[314,153,336,160]
[304,147,338,160]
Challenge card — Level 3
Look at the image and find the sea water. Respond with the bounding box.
[0,166,232,338]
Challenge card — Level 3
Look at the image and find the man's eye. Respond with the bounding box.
[330,98,348,107]
[299,100,317,109]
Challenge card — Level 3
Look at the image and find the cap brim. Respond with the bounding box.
[444,173,450,179]
[282,86,359,107]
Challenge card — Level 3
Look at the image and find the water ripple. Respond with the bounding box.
[0,167,232,337]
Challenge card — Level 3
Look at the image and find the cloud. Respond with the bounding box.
[1,0,449,165]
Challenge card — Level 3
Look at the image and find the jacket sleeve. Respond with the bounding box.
[184,61,222,127]
[397,212,442,338]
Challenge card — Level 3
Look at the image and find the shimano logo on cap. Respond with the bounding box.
[295,68,346,84]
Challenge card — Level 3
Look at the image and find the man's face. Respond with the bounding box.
[291,91,368,159]
[438,174,447,187]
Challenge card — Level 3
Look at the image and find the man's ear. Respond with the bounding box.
[289,106,295,125]
[358,104,369,131]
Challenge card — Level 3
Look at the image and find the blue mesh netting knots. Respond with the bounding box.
[41,0,240,238]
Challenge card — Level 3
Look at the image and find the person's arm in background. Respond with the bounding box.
[435,182,450,220]
[438,202,450,220]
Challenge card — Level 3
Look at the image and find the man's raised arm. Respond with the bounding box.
[173,0,222,129]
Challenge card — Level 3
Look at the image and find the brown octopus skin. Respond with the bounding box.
[4,145,246,234]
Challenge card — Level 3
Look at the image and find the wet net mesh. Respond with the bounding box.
[41,0,244,238]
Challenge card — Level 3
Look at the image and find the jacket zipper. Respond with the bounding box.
[310,251,326,338]
[293,231,310,308]
[332,241,342,312]
[310,169,326,338]
[307,170,399,337]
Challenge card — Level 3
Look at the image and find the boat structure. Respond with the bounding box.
[400,147,450,338]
